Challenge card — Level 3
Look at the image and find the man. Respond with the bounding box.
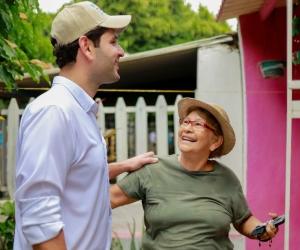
[14,2,157,249]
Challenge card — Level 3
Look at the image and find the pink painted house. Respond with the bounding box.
[217,1,300,250]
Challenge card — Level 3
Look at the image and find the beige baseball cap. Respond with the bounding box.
[51,1,132,46]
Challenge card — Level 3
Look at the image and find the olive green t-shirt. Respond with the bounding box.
[117,154,251,250]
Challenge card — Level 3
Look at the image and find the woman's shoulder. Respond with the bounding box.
[214,161,240,182]
[155,154,178,162]
[142,154,178,172]
[151,154,179,168]
[125,154,177,182]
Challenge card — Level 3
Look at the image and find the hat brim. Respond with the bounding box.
[100,15,132,34]
[178,98,236,155]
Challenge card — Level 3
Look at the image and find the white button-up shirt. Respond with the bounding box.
[14,76,112,250]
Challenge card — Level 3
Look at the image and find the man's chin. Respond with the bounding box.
[102,76,121,85]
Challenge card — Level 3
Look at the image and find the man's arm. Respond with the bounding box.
[108,151,158,180]
[33,230,66,250]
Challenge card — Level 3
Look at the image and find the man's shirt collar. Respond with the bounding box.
[52,76,98,116]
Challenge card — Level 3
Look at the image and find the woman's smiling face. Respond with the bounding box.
[178,110,221,157]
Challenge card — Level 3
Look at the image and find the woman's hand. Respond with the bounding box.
[257,213,279,241]
[234,213,280,242]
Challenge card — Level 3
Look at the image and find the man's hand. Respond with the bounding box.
[122,151,158,172]
[108,151,158,180]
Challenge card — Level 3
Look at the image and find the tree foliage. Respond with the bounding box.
[0,0,50,91]
[0,0,232,90]
[79,0,232,53]
[22,10,55,64]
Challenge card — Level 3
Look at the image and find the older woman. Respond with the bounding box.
[110,97,279,249]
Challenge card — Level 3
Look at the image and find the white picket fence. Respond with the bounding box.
[1,94,184,199]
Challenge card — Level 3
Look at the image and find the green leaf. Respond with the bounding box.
[0,201,15,217]
[297,51,300,64]
[20,19,34,43]
[0,8,11,36]
[0,201,15,250]
[5,219,15,232]
[22,61,40,83]
[1,42,16,60]
[7,63,23,77]
[6,0,16,5]
[0,222,6,231]
[0,65,15,88]
[15,47,28,61]
[34,64,50,84]
[127,218,137,250]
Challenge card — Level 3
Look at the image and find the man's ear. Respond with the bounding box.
[210,135,223,152]
[78,36,94,61]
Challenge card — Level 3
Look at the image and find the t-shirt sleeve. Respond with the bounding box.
[232,183,252,225]
[117,166,148,201]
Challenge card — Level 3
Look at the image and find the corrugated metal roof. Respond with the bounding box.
[216,0,289,21]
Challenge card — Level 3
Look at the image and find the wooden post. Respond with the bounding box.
[7,98,20,199]
[135,97,147,155]
[115,97,128,180]
[173,95,182,155]
[155,95,168,155]
[1,120,7,188]
[95,97,105,133]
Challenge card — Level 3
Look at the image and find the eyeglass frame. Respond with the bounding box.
[179,118,214,132]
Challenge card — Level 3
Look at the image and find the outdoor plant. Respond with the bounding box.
[0,201,15,250]
[110,232,124,250]
[292,2,300,65]
[127,218,143,250]
[110,218,144,250]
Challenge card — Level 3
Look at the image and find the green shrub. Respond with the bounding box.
[0,201,15,250]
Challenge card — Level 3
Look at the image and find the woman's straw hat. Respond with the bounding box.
[178,98,236,155]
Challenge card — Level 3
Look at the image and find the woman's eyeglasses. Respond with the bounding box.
[179,118,214,132]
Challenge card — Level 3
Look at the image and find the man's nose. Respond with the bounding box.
[117,44,124,57]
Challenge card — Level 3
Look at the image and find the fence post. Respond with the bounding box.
[115,97,128,180]
[174,95,182,155]
[155,95,168,155]
[1,119,7,188]
[95,98,105,133]
[28,97,35,103]
[7,98,20,199]
[135,97,147,155]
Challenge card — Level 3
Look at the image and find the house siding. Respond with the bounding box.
[239,7,300,249]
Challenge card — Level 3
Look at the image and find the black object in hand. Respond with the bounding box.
[251,215,285,236]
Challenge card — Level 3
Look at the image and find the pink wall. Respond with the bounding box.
[240,7,300,249]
